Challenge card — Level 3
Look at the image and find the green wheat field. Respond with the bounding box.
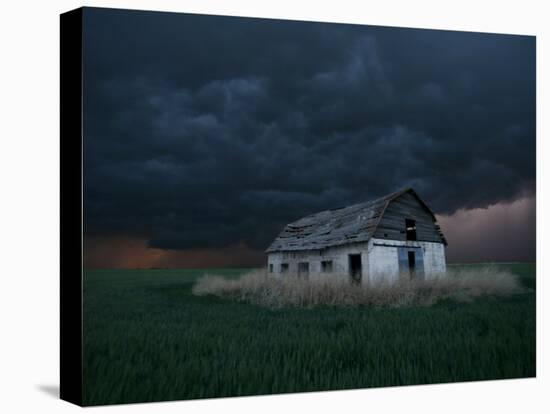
[82,263,535,406]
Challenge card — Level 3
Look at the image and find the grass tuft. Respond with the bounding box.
[192,266,525,308]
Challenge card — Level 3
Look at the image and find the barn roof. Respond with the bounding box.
[266,188,445,253]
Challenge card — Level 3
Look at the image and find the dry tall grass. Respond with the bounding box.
[192,266,525,309]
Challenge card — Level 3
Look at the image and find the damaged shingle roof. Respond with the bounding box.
[266,188,444,252]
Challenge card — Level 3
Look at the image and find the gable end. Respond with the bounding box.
[373,190,447,245]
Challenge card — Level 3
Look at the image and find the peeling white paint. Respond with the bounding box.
[267,238,446,286]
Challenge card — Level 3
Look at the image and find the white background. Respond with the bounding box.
[0,0,547,412]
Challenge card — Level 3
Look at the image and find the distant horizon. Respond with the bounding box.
[84,260,537,271]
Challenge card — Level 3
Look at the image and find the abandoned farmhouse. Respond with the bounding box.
[266,188,447,285]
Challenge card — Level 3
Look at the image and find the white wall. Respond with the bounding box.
[422,241,447,278]
[267,239,446,285]
[366,239,400,285]
[367,238,447,283]
[267,242,370,282]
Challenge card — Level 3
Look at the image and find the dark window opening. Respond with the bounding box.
[405,219,417,241]
[280,263,289,273]
[321,260,333,272]
[298,262,309,278]
[269,264,273,273]
[349,254,362,284]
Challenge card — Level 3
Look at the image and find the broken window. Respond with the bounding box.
[405,218,417,241]
[321,260,333,272]
[280,263,289,273]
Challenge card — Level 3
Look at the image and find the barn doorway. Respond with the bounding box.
[398,247,424,280]
[408,251,416,278]
[349,254,362,284]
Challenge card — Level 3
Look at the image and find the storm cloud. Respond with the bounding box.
[82,8,535,263]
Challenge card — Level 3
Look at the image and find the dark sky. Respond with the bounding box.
[82,7,536,268]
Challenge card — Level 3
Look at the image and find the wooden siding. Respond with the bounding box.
[373,192,446,244]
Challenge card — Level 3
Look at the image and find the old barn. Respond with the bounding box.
[266,188,447,285]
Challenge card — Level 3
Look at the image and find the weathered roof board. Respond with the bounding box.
[266,188,447,253]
